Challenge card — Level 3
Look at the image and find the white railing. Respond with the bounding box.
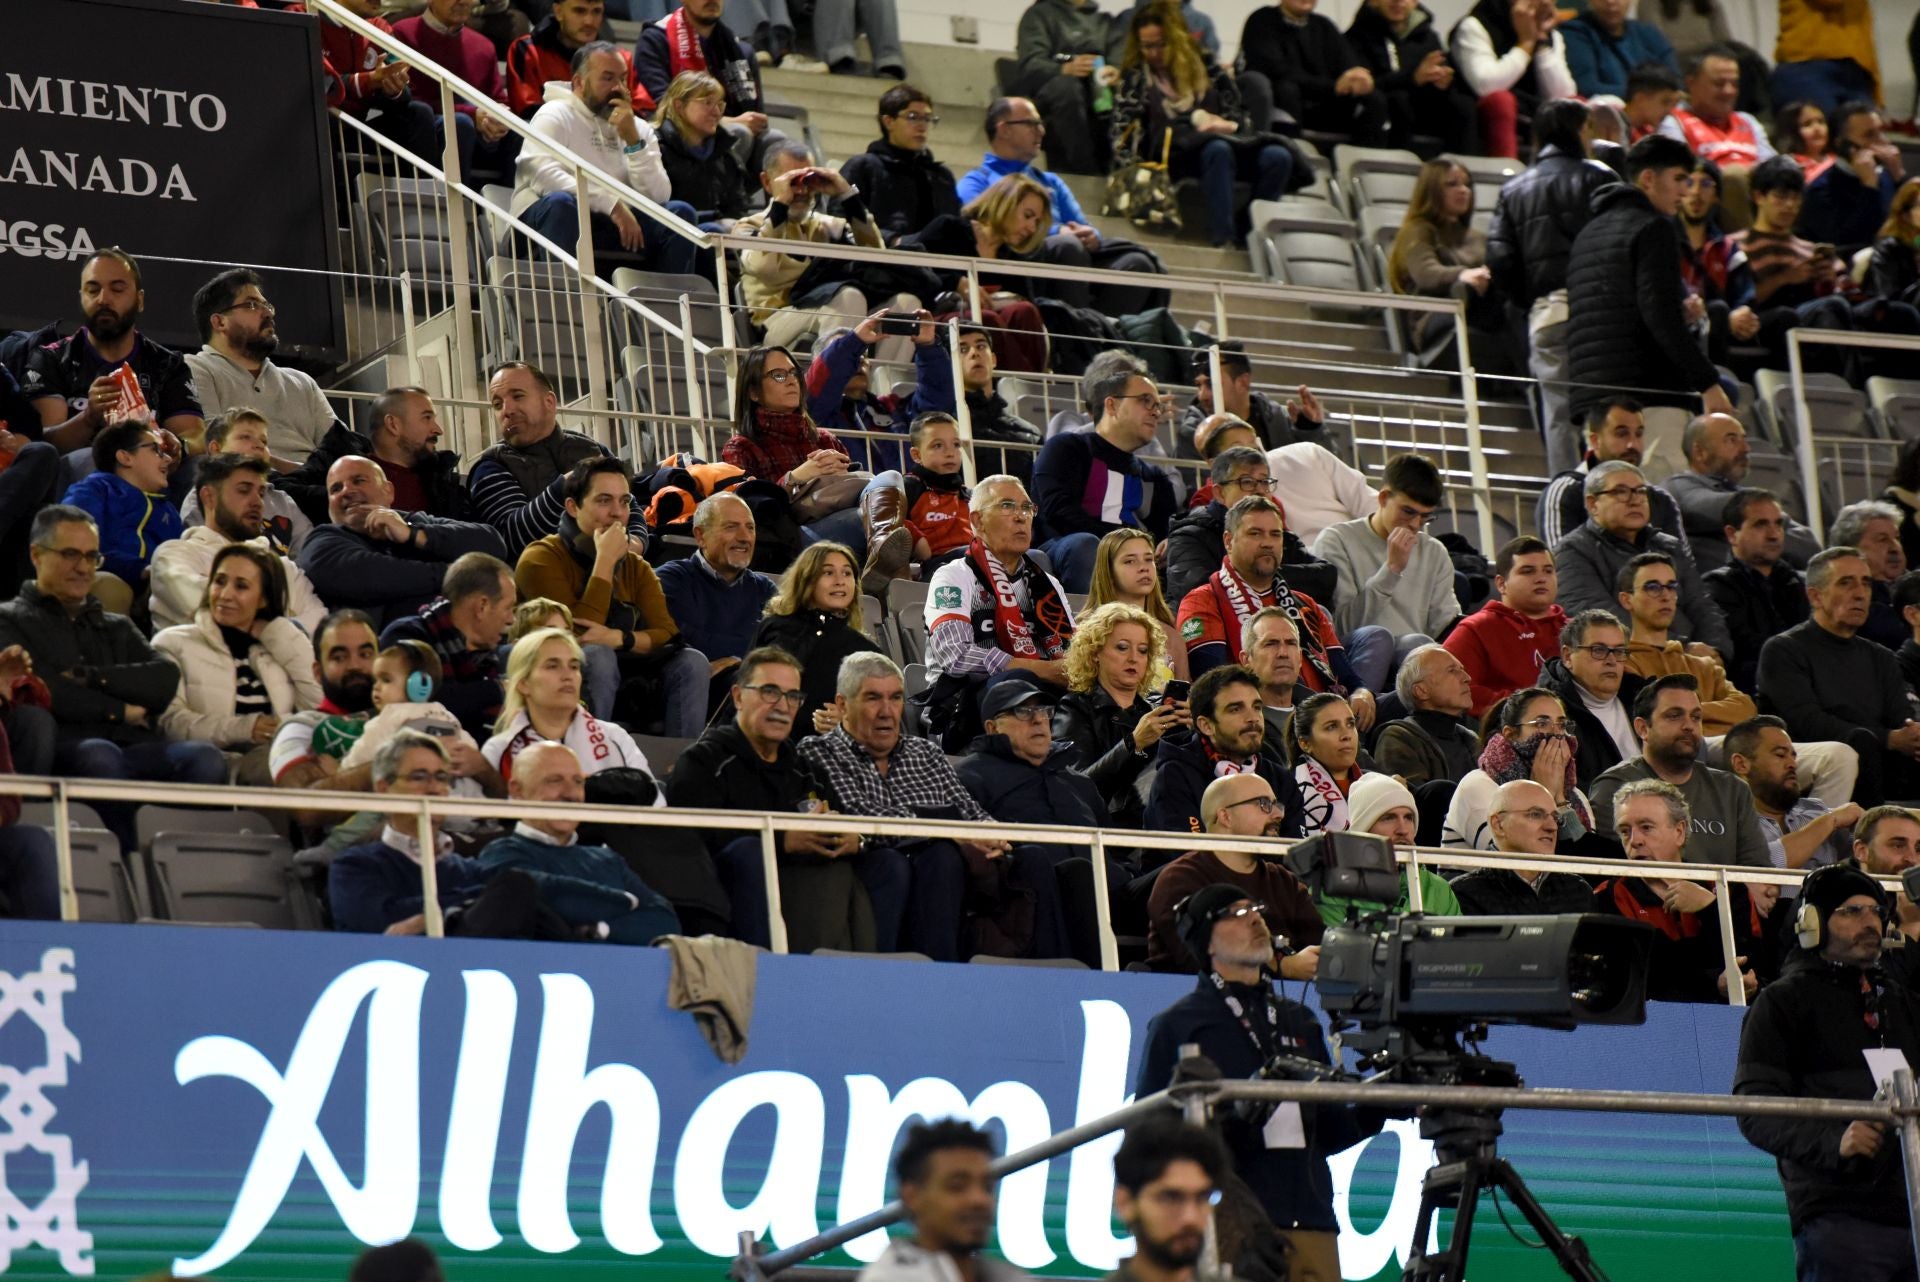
[1788,329,1920,538]
[8,773,1870,1006]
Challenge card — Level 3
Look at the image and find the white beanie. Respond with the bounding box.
[1346,773,1418,837]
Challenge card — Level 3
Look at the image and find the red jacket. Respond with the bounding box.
[505,18,654,117]
[1442,600,1568,718]
[904,467,973,557]
[293,4,404,116]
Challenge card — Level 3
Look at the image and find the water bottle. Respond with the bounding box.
[1091,55,1113,113]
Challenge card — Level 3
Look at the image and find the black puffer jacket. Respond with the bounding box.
[953,734,1109,855]
[1565,182,1721,419]
[1484,144,1615,304]
[0,585,179,746]
[657,117,753,222]
[1345,1,1449,97]
[1537,655,1646,791]
[1164,501,1339,604]
[1735,955,1920,1232]
[837,140,961,245]
[278,421,470,527]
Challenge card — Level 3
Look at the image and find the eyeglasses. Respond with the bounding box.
[399,769,454,786]
[1209,901,1267,921]
[1520,715,1572,733]
[1144,1188,1222,1210]
[1499,807,1557,823]
[894,111,941,125]
[39,546,105,569]
[988,500,1038,518]
[1571,643,1629,661]
[999,703,1054,723]
[1595,485,1652,500]
[1113,392,1162,411]
[1831,903,1883,922]
[999,118,1044,129]
[1222,795,1283,815]
[131,441,164,456]
[1636,580,1681,596]
[223,299,275,315]
[748,684,807,708]
[762,369,797,384]
[1225,475,1278,492]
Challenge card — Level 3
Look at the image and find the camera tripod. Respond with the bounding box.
[1398,1056,1610,1282]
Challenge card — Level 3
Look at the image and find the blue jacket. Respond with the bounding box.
[328,839,494,933]
[656,552,777,663]
[1031,428,1178,542]
[62,470,182,583]
[803,329,958,474]
[477,830,679,945]
[956,153,1086,234]
[1558,16,1675,99]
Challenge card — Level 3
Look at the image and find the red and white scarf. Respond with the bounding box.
[664,7,708,76]
[1207,555,1341,691]
[966,539,1068,661]
[1294,756,1359,834]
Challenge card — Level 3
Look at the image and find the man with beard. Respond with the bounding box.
[280,387,472,527]
[379,553,518,742]
[1536,398,1684,548]
[513,44,700,277]
[300,456,506,628]
[1850,806,1920,992]
[1144,663,1306,857]
[1175,343,1326,460]
[180,411,313,553]
[149,453,329,633]
[23,250,204,455]
[857,1121,1026,1282]
[1736,862,1920,1282]
[1726,716,1861,870]
[1667,413,1819,572]
[469,362,646,556]
[1590,673,1774,867]
[1144,771,1323,973]
[271,609,382,828]
[506,0,651,118]
[1136,885,1383,1282]
[186,269,341,466]
[1106,1120,1231,1282]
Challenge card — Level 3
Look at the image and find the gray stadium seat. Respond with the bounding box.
[1753,369,1872,446]
[64,827,146,923]
[19,801,109,831]
[483,254,595,400]
[887,579,931,666]
[148,831,311,929]
[135,805,276,853]
[1256,215,1365,296]
[858,594,891,653]
[1868,377,1920,443]
[631,736,695,778]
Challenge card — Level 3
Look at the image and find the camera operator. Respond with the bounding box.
[1136,885,1383,1282]
[1734,863,1920,1282]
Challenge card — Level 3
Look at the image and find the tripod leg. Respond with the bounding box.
[1402,1158,1494,1282]
[1487,1159,1612,1282]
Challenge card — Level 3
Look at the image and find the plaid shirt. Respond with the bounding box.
[720,413,850,486]
[797,726,991,829]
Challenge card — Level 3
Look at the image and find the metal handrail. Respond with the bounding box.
[1788,329,1920,537]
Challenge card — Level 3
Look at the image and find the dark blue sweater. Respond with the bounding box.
[476,831,679,945]
[656,553,777,663]
[328,839,493,933]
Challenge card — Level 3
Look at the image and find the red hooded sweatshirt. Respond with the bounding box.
[1442,600,1569,718]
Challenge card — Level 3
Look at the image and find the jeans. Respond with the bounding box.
[1793,1213,1916,1282]
[800,504,868,557]
[652,644,713,739]
[580,642,622,721]
[813,0,903,70]
[449,110,522,181]
[362,96,438,164]
[0,824,59,920]
[1036,233,1162,313]
[712,835,910,951]
[1181,138,1294,247]
[1529,301,1578,475]
[1039,531,1099,593]
[518,191,702,277]
[55,736,230,852]
[1342,625,1398,693]
[902,840,1069,961]
[1769,57,1878,119]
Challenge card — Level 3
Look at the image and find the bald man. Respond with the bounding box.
[298,454,505,626]
[1666,413,1820,571]
[476,740,679,945]
[1450,780,1597,914]
[1144,773,1325,974]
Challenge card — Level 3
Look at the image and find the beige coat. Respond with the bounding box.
[153,611,322,747]
[737,203,883,324]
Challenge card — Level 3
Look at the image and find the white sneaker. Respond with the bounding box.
[778,52,831,73]
[755,49,773,65]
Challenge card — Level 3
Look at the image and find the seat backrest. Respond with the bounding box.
[631,736,694,778]
[150,832,302,929]
[64,827,144,923]
[890,579,931,668]
[136,805,277,854]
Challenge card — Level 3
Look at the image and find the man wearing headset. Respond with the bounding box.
[1734,860,1920,1282]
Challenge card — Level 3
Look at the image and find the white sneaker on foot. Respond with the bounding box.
[778,52,831,73]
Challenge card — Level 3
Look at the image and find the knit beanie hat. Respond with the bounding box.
[1176,883,1255,973]
[1795,862,1888,949]
[1346,773,1418,838]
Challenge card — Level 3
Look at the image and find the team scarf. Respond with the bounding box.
[965,539,1070,660]
[495,708,642,784]
[663,6,708,75]
[1206,555,1340,691]
[1294,755,1359,834]
[1200,734,1258,779]
[1477,731,1593,832]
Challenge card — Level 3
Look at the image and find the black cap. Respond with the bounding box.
[1175,884,1256,972]
[981,678,1051,721]
[1796,862,1889,948]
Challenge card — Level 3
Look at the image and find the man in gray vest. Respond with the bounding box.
[467,361,649,555]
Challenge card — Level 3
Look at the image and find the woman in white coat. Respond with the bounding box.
[154,544,321,785]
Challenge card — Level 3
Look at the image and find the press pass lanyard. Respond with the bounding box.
[1209,970,1282,1060]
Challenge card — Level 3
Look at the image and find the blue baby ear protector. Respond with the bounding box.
[406,669,435,703]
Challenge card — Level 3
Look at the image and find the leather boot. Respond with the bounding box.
[860,482,913,596]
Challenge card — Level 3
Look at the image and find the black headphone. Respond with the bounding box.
[1791,861,1893,951]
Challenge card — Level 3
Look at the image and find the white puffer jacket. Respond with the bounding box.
[153,611,323,748]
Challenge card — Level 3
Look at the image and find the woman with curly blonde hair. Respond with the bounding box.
[1052,601,1191,827]
[1084,528,1188,683]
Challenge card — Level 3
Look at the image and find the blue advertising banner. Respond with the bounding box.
[0,923,1792,1280]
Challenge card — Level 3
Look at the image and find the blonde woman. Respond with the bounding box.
[482,627,661,787]
[1110,2,1295,247]
[1053,601,1190,827]
[1868,177,1920,308]
[1084,527,1188,683]
[896,172,1053,372]
[748,542,883,729]
[653,71,754,226]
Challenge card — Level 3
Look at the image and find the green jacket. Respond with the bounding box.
[1315,868,1461,927]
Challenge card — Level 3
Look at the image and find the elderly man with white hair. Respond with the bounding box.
[1449,778,1596,915]
[921,474,1076,747]
[1553,459,1733,662]
[1827,499,1909,652]
[799,650,1068,962]
[1373,643,1480,788]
